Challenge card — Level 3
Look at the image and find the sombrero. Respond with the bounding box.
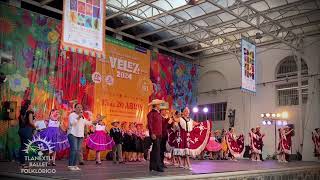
[148,99,165,106]
[111,120,120,126]
[96,114,106,121]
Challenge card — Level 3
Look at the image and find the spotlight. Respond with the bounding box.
[276,113,281,118]
[267,121,272,125]
[277,121,282,126]
[266,113,270,118]
[203,107,208,113]
[260,113,265,118]
[282,112,288,119]
[192,107,199,113]
[262,121,267,125]
[272,113,276,118]
[283,121,288,126]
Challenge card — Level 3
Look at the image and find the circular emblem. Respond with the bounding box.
[23,136,54,158]
[105,75,114,86]
[92,72,102,83]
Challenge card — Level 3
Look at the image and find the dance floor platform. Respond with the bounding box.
[0,160,319,180]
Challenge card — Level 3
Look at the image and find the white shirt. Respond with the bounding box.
[68,112,92,137]
[95,124,106,131]
[48,120,60,128]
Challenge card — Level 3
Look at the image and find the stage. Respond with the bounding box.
[0,160,319,180]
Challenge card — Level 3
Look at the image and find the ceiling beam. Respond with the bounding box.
[156,0,312,45]
[184,19,320,55]
[109,2,239,56]
[106,0,158,20]
[207,0,299,50]
[170,9,320,51]
[198,30,320,59]
[115,0,207,31]
[133,0,241,56]
[136,0,264,38]
[40,0,54,6]
[21,0,195,60]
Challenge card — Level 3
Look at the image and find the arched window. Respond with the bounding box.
[275,56,308,106]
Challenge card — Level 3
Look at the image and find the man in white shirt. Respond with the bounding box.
[67,103,95,171]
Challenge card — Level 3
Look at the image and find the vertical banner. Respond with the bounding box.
[94,37,152,126]
[62,0,106,57]
[241,39,256,93]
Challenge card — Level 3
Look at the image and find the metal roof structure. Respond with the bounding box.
[19,0,320,60]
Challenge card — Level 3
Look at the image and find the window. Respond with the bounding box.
[195,102,227,121]
[275,56,308,106]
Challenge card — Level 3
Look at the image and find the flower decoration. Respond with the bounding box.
[8,73,29,92]
[48,30,59,44]
[23,48,34,68]
[80,76,86,86]
[36,16,47,26]
[0,17,15,34]
[22,11,32,26]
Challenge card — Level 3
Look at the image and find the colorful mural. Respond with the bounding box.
[150,52,198,111]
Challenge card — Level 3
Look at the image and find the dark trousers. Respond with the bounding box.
[18,127,33,165]
[150,137,162,171]
[160,136,167,168]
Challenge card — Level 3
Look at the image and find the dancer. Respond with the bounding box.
[160,108,172,168]
[86,115,114,165]
[36,109,70,166]
[170,107,211,170]
[205,130,222,160]
[312,128,320,159]
[255,126,265,161]
[220,129,228,160]
[249,128,261,161]
[121,121,130,162]
[18,100,36,168]
[127,122,138,161]
[226,127,245,161]
[135,123,145,162]
[277,127,293,163]
[67,103,98,171]
[110,120,124,164]
[147,99,164,172]
[167,110,182,167]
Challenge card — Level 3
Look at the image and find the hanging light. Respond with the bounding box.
[260,113,265,118]
[262,121,267,125]
[203,107,209,113]
[276,113,281,118]
[272,113,276,118]
[266,113,271,118]
[267,121,272,125]
[192,107,199,113]
[277,121,282,126]
[283,121,288,126]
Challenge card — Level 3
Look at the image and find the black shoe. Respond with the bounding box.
[163,165,168,168]
[96,161,102,165]
[79,162,84,165]
[156,168,164,172]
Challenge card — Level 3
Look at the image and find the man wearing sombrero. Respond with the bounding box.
[147,99,164,172]
[110,120,124,164]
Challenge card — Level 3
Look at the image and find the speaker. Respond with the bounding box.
[1,101,17,120]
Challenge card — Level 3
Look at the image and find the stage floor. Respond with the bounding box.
[0,160,319,180]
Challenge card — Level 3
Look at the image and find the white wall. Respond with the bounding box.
[198,36,320,161]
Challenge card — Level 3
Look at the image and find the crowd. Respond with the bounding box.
[12,99,320,172]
